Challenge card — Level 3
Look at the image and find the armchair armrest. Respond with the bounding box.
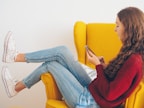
[41,73,62,100]
[41,73,68,108]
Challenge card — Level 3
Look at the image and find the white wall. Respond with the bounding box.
[0,0,144,108]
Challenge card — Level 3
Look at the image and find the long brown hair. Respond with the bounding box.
[104,7,144,81]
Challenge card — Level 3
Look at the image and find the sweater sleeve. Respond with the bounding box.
[89,54,143,102]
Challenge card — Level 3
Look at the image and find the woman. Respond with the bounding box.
[1,7,144,108]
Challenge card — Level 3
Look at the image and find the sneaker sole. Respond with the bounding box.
[1,66,12,98]
[2,31,12,63]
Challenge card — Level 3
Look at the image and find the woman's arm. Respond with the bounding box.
[91,54,143,101]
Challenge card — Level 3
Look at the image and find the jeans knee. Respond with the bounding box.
[58,46,70,54]
[57,45,74,59]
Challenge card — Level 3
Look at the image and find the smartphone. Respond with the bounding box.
[85,45,96,56]
[85,45,105,63]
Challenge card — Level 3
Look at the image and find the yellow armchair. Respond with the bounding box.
[41,21,144,108]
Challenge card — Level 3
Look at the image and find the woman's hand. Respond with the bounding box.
[86,50,101,65]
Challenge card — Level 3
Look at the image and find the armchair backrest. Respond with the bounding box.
[74,21,122,68]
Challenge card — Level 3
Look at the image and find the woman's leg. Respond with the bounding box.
[2,33,92,87]
[22,61,98,107]
[13,46,92,87]
[2,55,89,93]
[1,62,99,108]
[45,61,99,108]
[2,60,84,107]
[46,61,83,107]
[24,46,92,87]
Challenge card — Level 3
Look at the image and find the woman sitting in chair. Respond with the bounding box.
[1,7,144,108]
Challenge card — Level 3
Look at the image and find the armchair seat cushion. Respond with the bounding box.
[46,100,68,108]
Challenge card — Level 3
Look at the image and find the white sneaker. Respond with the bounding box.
[2,31,18,63]
[1,66,18,98]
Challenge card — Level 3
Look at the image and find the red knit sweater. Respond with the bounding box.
[88,53,143,108]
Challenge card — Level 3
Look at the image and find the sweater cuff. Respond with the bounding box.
[95,64,104,74]
[96,64,103,70]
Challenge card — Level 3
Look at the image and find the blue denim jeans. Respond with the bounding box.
[23,46,100,108]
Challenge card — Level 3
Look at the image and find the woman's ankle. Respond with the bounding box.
[15,53,26,62]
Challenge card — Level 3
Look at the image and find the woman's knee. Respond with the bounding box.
[58,46,72,55]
